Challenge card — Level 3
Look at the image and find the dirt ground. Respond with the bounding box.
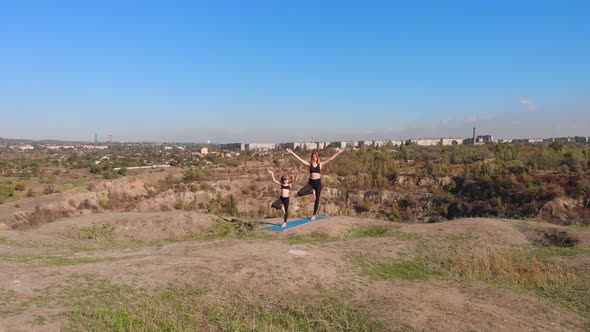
[1,213,589,331]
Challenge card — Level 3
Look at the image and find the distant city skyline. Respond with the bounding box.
[1,1,589,143]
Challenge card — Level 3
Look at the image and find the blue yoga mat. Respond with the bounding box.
[265,216,329,232]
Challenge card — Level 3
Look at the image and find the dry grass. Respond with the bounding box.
[424,241,577,287]
[421,240,589,317]
[359,238,588,317]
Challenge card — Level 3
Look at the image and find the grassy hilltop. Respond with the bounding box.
[0,142,589,331]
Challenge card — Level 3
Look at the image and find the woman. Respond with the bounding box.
[286,147,345,220]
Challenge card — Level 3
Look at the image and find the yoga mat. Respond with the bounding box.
[265,216,328,232]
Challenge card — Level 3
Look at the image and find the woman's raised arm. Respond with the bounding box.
[321,148,345,166]
[285,148,310,166]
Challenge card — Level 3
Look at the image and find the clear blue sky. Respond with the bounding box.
[1,0,588,143]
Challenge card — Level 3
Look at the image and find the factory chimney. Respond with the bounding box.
[472,127,476,145]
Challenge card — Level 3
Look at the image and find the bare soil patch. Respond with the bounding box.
[398,217,530,245]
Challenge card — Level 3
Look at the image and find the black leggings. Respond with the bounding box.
[297,178,322,215]
[271,196,289,223]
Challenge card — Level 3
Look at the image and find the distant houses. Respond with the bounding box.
[2,134,589,156]
[330,141,358,149]
[406,138,463,146]
[44,145,75,150]
[8,145,34,151]
[80,145,109,150]
[219,143,246,151]
[358,140,400,147]
[543,137,589,144]
[213,135,589,153]
[476,135,494,144]
[513,138,544,144]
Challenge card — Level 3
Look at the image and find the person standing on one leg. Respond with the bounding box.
[268,169,298,228]
[286,147,345,220]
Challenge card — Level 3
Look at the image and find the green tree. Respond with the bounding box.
[549,141,564,153]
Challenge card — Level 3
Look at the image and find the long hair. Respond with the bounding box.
[310,150,320,165]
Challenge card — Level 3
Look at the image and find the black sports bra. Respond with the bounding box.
[281,184,291,190]
[309,163,321,174]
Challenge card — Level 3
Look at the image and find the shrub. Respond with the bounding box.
[0,185,14,198]
[43,185,57,195]
[102,171,119,180]
[23,206,70,228]
[183,168,203,182]
[77,199,97,211]
[505,160,527,174]
[174,200,185,210]
[77,223,115,240]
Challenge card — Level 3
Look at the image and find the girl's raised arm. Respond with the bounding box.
[285,148,310,166]
[267,169,281,185]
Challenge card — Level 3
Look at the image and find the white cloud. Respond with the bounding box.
[519,98,532,105]
[519,97,539,111]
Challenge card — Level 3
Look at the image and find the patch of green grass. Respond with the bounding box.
[0,253,114,266]
[356,256,442,281]
[531,270,590,319]
[66,179,90,188]
[203,219,254,239]
[69,245,108,252]
[33,315,47,325]
[564,224,590,231]
[533,245,590,258]
[371,261,440,281]
[66,309,146,331]
[346,225,423,241]
[0,236,38,248]
[62,276,387,332]
[287,232,337,244]
[0,289,31,318]
[348,226,388,238]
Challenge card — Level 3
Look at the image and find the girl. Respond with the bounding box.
[286,147,345,220]
[268,169,298,228]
